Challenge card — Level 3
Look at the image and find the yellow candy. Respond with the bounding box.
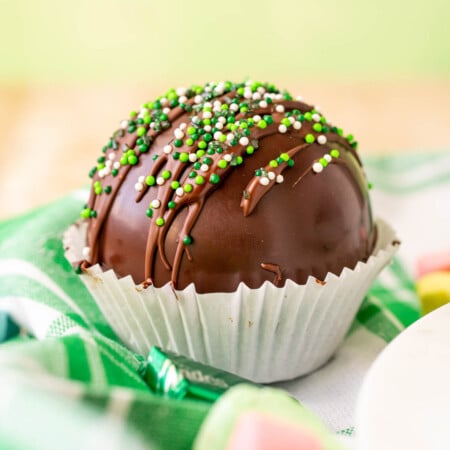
[416,271,450,315]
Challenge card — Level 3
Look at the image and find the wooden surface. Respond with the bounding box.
[0,81,449,220]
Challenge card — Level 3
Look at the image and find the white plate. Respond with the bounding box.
[356,303,450,450]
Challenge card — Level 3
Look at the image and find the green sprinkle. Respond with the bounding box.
[184,184,193,193]
[193,162,201,170]
[330,149,340,158]
[120,156,128,165]
[128,155,138,165]
[219,134,227,143]
[187,126,196,135]
[171,181,180,189]
[183,235,193,245]
[281,118,291,127]
[203,157,212,165]
[189,171,197,179]
[218,159,227,169]
[89,210,97,218]
[280,153,290,162]
[288,159,295,167]
[145,175,155,186]
[196,150,206,158]
[162,170,171,179]
[180,153,189,163]
[174,139,183,148]
[129,111,138,118]
[168,201,176,209]
[246,145,255,155]
[138,144,149,153]
[136,126,146,137]
[257,120,267,129]
[269,160,278,168]
[368,182,373,190]
[195,175,205,185]
[320,158,328,167]
[146,208,153,218]
[198,141,207,149]
[346,134,354,142]
[305,134,315,144]
[236,156,243,165]
[111,169,118,177]
[209,173,220,184]
[94,186,102,195]
[313,123,323,132]
[80,208,91,219]
[186,138,194,146]
[304,112,312,121]
[104,186,112,194]
[156,217,165,227]
[255,169,262,176]
[172,152,180,160]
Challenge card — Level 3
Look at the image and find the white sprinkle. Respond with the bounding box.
[108,152,116,160]
[239,136,249,146]
[151,199,161,209]
[230,103,239,112]
[315,105,321,112]
[218,116,227,124]
[120,120,128,129]
[275,104,285,113]
[160,97,168,106]
[178,95,187,104]
[245,80,252,86]
[275,93,283,100]
[324,154,332,162]
[203,111,212,119]
[296,95,303,101]
[204,125,212,132]
[174,129,184,139]
[200,164,209,172]
[257,86,266,94]
[259,100,268,108]
[213,105,221,113]
[113,162,120,169]
[204,86,212,92]
[134,182,144,192]
[278,124,287,134]
[138,175,145,183]
[204,102,212,109]
[252,92,261,100]
[163,145,172,154]
[163,107,170,115]
[293,121,302,130]
[214,131,223,140]
[268,171,276,180]
[312,113,321,122]
[213,101,222,108]
[215,122,223,130]
[259,177,270,186]
[317,135,327,145]
[312,162,323,173]
[179,123,187,130]
[156,177,165,186]
[226,133,234,142]
[138,107,148,118]
[194,95,203,104]
[289,116,295,124]
[224,154,232,162]
[105,160,112,168]
[244,90,252,99]
[82,247,91,259]
[189,153,197,162]
[253,115,262,123]
[176,187,184,197]
[176,87,187,96]
[276,174,284,183]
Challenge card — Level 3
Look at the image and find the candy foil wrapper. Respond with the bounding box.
[64,218,398,383]
[143,346,258,402]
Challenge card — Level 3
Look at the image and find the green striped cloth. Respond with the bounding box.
[1,151,448,449]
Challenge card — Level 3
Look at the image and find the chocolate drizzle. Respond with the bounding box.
[82,81,374,292]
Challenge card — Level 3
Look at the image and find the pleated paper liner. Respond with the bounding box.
[64,219,398,383]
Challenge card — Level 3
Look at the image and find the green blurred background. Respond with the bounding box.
[1,0,449,83]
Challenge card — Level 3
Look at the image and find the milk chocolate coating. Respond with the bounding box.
[85,86,375,293]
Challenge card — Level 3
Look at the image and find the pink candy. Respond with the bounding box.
[416,250,450,278]
[226,412,323,450]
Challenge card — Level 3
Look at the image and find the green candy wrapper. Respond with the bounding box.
[143,346,259,402]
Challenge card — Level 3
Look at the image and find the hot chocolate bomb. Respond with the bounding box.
[80,81,375,293]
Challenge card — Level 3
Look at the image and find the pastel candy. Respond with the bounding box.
[416,250,450,278]
[226,411,323,450]
[416,271,450,315]
[194,384,344,450]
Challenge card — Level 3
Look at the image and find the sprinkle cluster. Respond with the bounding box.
[82,80,358,223]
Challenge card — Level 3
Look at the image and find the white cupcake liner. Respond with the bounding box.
[64,219,398,383]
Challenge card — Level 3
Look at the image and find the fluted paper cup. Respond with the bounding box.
[64,219,398,383]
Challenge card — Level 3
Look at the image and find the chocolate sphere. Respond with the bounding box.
[82,81,375,293]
